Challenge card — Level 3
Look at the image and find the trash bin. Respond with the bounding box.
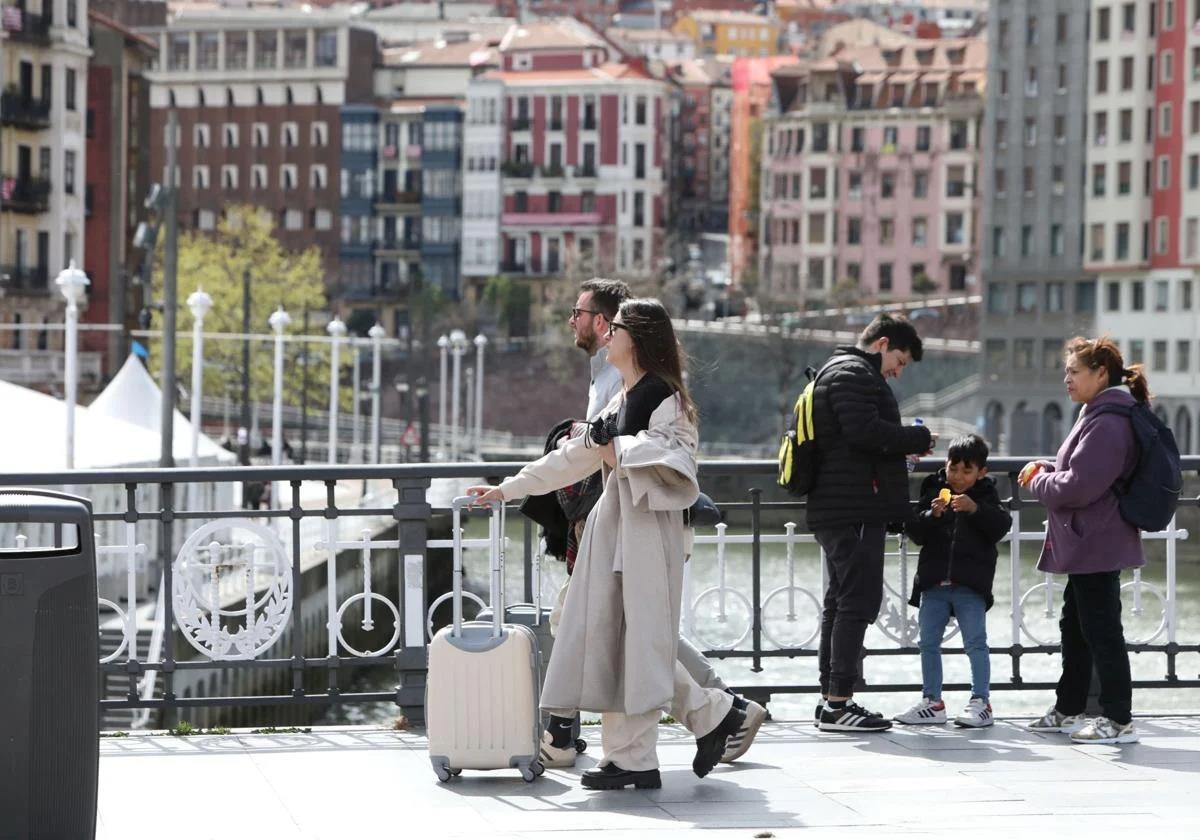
[0,489,98,840]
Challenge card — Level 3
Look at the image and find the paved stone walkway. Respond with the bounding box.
[98,717,1200,838]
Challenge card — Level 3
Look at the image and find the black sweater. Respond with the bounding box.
[904,470,1012,610]
[805,347,933,530]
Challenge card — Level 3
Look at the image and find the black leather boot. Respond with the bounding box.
[580,763,662,790]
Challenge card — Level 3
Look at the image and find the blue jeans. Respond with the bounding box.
[918,585,990,700]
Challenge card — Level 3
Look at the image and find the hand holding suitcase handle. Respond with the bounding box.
[465,485,504,506]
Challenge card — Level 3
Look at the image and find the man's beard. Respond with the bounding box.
[575,329,597,354]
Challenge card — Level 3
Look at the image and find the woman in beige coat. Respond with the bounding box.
[468,299,744,790]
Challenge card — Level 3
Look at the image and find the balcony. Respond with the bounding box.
[501,211,602,227]
[0,175,51,214]
[577,163,597,178]
[0,263,50,293]
[582,116,597,131]
[1,8,51,44]
[511,116,531,132]
[0,92,51,130]
[501,160,534,178]
[374,237,421,254]
[501,259,526,273]
[541,163,565,179]
[376,189,421,208]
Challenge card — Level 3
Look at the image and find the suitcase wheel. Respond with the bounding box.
[449,768,462,777]
[522,761,544,782]
[574,738,587,754]
[434,763,452,783]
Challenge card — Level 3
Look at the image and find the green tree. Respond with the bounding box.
[149,205,341,412]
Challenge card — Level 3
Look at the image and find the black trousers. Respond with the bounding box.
[1055,571,1133,725]
[813,524,887,698]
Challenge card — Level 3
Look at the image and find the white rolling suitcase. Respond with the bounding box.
[427,496,544,783]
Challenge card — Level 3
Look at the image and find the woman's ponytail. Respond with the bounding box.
[1123,363,1151,404]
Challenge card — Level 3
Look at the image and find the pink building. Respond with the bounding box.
[461,20,671,284]
[759,37,986,306]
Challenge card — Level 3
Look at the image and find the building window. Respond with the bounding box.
[194,123,210,148]
[915,125,930,151]
[1051,223,1064,256]
[64,149,76,194]
[285,30,308,68]
[1153,340,1168,372]
[198,32,219,70]
[282,122,299,148]
[1094,111,1108,145]
[221,165,238,189]
[226,32,248,70]
[912,217,927,246]
[808,213,826,245]
[253,123,268,147]
[65,68,76,110]
[1106,280,1121,311]
[992,226,1005,258]
[635,95,647,125]
[1026,66,1038,96]
[1119,108,1133,142]
[1161,103,1173,137]
[880,218,894,245]
[913,170,929,198]
[945,212,964,245]
[1076,280,1097,313]
[1117,222,1131,260]
[1096,59,1109,94]
[1098,6,1111,40]
[879,263,893,291]
[193,166,209,189]
[1054,115,1066,143]
[223,124,238,148]
[252,165,267,189]
[310,165,327,190]
[1091,223,1106,262]
[1187,218,1200,259]
[1132,280,1146,310]
[315,29,338,67]
[1046,282,1065,313]
[1156,217,1170,253]
[170,33,191,70]
[1093,163,1106,197]
[1021,225,1033,257]
[881,171,896,199]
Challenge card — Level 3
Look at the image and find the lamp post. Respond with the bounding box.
[186,289,213,467]
[464,365,474,458]
[416,377,430,463]
[449,329,467,461]
[56,262,90,470]
[351,340,362,463]
[268,307,291,465]
[473,333,487,459]
[393,376,410,462]
[369,323,385,463]
[327,317,346,464]
[436,334,449,460]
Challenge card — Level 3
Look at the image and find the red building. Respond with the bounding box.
[84,10,158,376]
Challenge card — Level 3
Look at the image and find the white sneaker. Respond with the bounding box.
[1071,717,1139,745]
[1027,705,1087,734]
[954,696,994,728]
[538,730,578,768]
[894,697,947,725]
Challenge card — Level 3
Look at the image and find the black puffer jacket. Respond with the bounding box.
[905,470,1012,610]
[804,347,933,531]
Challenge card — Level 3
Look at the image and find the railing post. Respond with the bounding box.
[1008,470,1023,687]
[750,487,763,673]
[392,475,433,724]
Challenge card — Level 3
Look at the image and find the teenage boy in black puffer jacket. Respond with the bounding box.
[895,434,1012,729]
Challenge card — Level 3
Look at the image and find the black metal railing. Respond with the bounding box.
[0,91,52,129]
[1,457,1196,728]
[2,8,51,43]
[0,263,50,292]
[0,175,51,213]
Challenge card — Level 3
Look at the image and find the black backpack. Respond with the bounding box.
[1088,402,1183,532]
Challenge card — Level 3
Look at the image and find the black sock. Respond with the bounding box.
[825,699,847,710]
[547,715,574,749]
[724,688,748,711]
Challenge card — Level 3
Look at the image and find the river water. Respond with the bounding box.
[326,512,1200,725]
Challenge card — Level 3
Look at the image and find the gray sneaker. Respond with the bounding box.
[1027,705,1087,734]
[1071,717,1139,745]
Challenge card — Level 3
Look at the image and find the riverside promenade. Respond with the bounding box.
[98,717,1200,839]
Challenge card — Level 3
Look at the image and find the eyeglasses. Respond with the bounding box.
[570,307,601,321]
[606,321,629,338]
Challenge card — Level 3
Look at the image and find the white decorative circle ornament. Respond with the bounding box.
[173,518,293,660]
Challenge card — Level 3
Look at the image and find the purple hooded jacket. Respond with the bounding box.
[1029,387,1145,575]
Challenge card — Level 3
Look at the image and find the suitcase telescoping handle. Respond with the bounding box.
[450,495,506,639]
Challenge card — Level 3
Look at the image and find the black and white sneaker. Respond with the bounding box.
[814,702,823,729]
[818,701,892,732]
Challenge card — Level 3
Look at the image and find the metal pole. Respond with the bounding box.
[473,333,486,459]
[160,109,180,468]
[369,323,384,463]
[56,263,89,470]
[351,342,362,463]
[417,377,430,463]
[449,329,465,461]
[186,289,213,467]
[464,366,474,458]
[300,307,310,464]
[269,307,291,465]
[327,318,346,464]
[239,268,251,466]
[436,334,448,460]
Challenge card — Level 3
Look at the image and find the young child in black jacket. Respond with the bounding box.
[895,434,1012,728]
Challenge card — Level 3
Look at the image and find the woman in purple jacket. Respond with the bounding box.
[1019,337,1148,745]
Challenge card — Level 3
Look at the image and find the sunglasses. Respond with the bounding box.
[606,321,630,338]
[570,307,601,321]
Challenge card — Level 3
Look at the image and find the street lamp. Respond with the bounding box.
[186,288,213,467]
[268,307,291,466]
[473,333,487,459]
[56,262,90,470]
[393,375,410,462]
[449,329,468,461]
[436,334,449,460]
[369,323,385,464]
[327,317,347,464]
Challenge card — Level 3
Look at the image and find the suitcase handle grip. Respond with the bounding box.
[450,496,506,639]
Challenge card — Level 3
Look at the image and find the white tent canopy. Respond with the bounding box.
[0,357,235,471]
[87,354,236,466]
